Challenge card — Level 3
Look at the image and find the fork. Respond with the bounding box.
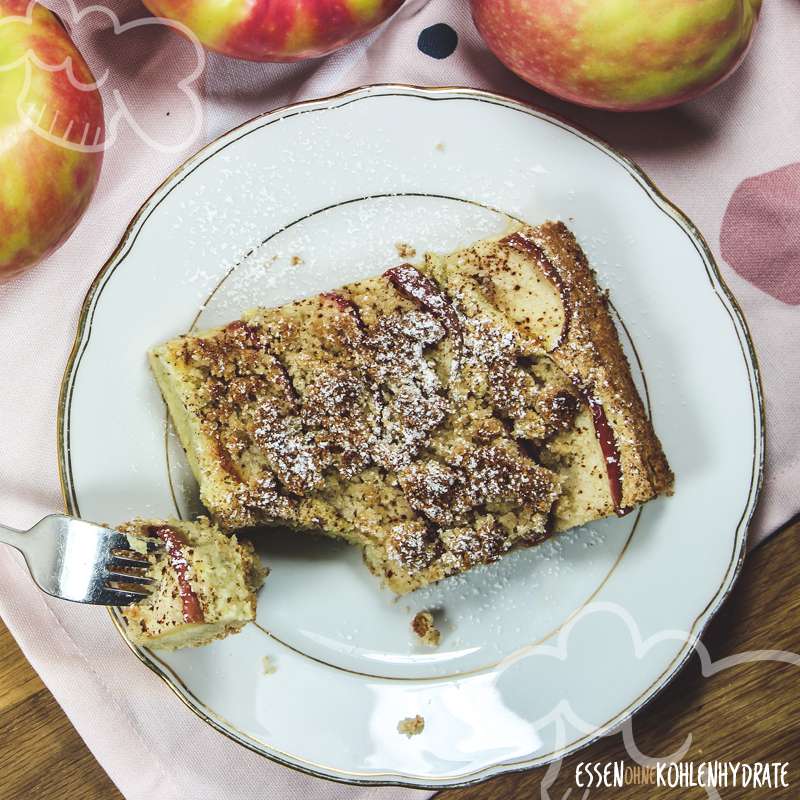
[0,514,157,605]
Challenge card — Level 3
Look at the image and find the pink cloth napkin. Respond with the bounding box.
[1,0,797,797]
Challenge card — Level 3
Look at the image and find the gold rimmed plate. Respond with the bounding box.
[57,85,763,788]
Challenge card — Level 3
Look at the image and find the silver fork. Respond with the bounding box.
[0,514,157,605]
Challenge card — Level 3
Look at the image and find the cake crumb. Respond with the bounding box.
[395,242,416,259]
[290,255,304,266]
[262,656,277,675]
[397,715,425,737]
[411,610,440,646]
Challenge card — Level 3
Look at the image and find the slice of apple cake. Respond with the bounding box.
[149,221,672,594]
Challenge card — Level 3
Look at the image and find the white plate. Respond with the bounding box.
[58,85,763,788]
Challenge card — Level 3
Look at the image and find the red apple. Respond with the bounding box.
[142,0,405,62]
[0,0,104,279]
[472,0,761,111]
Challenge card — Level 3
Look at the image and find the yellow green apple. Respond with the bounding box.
[0,0,104,278]
[142,0,405,62]
[471,0,761,111]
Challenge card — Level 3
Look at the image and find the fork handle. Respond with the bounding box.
[0,523,29,556]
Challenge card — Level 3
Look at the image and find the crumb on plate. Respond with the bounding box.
[411,610,440,647]
[262,655,277,675]
[397,715,425,737]
[395,242,416,259]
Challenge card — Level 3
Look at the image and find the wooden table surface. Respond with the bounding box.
[1,521,798,800]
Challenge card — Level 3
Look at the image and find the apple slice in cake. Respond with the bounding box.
[149,221,672,594]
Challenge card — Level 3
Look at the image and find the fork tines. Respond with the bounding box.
[104,533,159,600]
